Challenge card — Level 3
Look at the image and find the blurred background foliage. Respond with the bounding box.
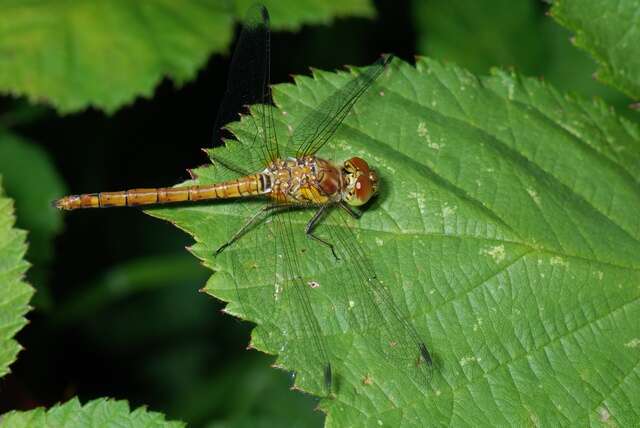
[0,0,636,426]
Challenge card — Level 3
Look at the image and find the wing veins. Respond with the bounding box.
[274,210,331,384]
[292,55,391,157]
[329,210,432,380]
[212,4,279,173]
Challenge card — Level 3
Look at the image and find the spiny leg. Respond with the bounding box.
[305,204,339,260]
[339,201,362,219]
[216,203,292,255]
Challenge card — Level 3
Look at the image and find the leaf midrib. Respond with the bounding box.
[184,203,640,273]
[281,64,640,244]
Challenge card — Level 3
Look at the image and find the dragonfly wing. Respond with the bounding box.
[211,4,279,177]
[211,5,331,392]
[218,203,333,393]
[323,208,433,386]
[237,204,432,393]
[209,5,281,321]
[271,208,333,392]
[288,55,391,158]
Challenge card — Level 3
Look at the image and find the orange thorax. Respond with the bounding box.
[266,156,342,205]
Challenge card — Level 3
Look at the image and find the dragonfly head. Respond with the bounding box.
[342,157,379,206]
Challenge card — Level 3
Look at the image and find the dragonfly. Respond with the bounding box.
[54,4,432,394]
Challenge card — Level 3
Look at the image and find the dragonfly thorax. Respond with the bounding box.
[264,156,343,205]
[263,156,378,207]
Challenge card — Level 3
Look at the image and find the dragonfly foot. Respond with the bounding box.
[339,202,362,219]
[215,243,229,255]
[306,232,339,260]
[329,245,339,261]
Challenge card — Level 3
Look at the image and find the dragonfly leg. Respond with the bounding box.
[338,201,362,219]
[216,204,292,255]
[305,205,339,260]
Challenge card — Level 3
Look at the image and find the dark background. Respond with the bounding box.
[0,0,632,426]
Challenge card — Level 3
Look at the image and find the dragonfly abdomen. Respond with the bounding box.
[54,174,265,210]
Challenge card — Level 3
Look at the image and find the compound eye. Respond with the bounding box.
[353,175,373,205]
[345,157,370,174]
[344,162,357,175]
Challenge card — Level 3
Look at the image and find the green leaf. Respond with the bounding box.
[539,19,632,110]
[0,0,374,114]
[0,176,33,378]
[241,0,374,30]
[551,0,640,100]
[413,0,545,75]
[0,130,66,309]
[0,397,184,427]
[412,0,632,113]
[149,57,640,425]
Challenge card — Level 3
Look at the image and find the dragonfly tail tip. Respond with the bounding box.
[324,363,333,393]
[51,198,64,210]
[419,343,433,366]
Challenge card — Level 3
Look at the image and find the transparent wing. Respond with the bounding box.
[220,203,334,394]
[209,4,280,328]
[272,209,334,391]
[210,5,333,392]
[210,4,279,176]
[210,6,424,392]
[237,205,433,392]
[288,55,391,158]
[322,207,433,385]
[255,204,432,391]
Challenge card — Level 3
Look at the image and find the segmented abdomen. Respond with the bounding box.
[54,174,264,210]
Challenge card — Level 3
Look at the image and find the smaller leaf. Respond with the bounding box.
[412,0,631,113]
[540,19,631,112]
[552,0,640,100]
[0,0,375,114]
[0,176,33,378]
[0,130,66,309]
[252,0,374,30]
[0,397,185,428]
[0,0,235,113]
[413,0,544,75]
